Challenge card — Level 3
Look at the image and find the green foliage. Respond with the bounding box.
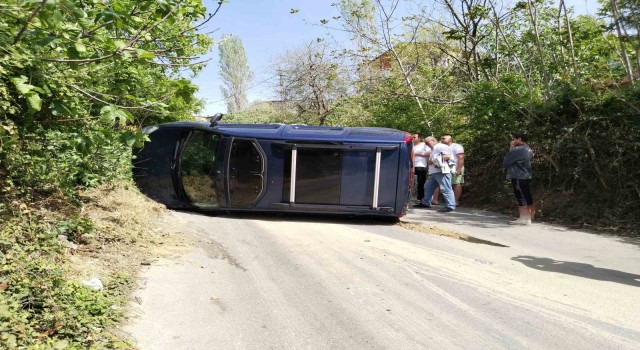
[456,79,640,233]
[219,34,253,113]
[320,0,639,233]
[1,123,133,200]
[0,0,216,347]
[0,215,132,348]
[1,0,213,201]
[55,216,95,244]
[226,102,297,124]
[325,97,374,127]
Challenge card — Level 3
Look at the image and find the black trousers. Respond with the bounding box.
[415,167,427,200]
[511,179,533,206]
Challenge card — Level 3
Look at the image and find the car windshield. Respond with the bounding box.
[179,130,221,209]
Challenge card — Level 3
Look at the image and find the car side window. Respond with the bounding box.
[179,130,221,209]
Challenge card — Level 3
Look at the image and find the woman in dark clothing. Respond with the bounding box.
[503,133,535,225]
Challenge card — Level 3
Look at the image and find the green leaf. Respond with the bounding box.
[113,40,126,50]
[26,92,42,112]
[136,49,155,59]
[50,100,73,116]
[51,10,64,28]
[78,17,93,29]
[113,2,125,13]
[0,304,11,319]
[74,8,88,19]
[100,105,117,124]
[54,340,70,350]
[100,105,132,125]
[119,131,138,147]
[75,42,87,53]
[39,36,60,47]
[10,76,33,94]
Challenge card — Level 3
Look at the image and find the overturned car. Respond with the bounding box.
[133,115,413,218]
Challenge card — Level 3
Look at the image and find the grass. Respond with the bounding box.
[0,182,185,349]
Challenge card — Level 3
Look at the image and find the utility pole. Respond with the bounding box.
[278,69,287,114]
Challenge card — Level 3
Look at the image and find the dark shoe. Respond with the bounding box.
[431,202,440,205]
[437,207,455,212]
[414,203,432,208]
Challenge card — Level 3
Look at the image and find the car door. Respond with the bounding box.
[226,138,266,208]
[177,129,223,209]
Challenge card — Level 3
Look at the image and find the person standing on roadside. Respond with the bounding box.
[412,133,430,204]
[432,134,465,205]
[444,134,465,205]
[415,136,456,212]
[503,132,535,225]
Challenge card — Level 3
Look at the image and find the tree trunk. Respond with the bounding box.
[527,0,550,95]
[610,0,634,85]
[560,0,580,84]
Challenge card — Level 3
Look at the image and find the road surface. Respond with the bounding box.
[123,206,640,349]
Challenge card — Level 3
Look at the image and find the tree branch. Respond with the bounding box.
[42,53,117,64]
[13,0,48,45]
[70,85,167,114]
[147,58,211,66]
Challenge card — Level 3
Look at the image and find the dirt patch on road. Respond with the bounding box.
[398,222,508,247]
[188,227,247,271]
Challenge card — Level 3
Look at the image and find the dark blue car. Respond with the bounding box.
[133,117,413,218]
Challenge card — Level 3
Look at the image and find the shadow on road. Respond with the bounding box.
[618,236,640,250]
[174,209,399,226]
[512,255,640,287]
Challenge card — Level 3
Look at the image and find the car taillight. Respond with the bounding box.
[404,133,414,164]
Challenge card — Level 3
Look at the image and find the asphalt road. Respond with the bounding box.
[123,207,640,349]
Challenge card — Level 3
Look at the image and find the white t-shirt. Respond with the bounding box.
[413,142,429,168]
[449,142,464,166]
[428,143,452,174]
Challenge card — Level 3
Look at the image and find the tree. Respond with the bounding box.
[272,41,349,125]
[332,0,458,127]
[601,0,640,84]
[309,0,640,232]
[0,0,220,347]
[218,34,253,113]
[1,0,217,193]
[336,0,379,87]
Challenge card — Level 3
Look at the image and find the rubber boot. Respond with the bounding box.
[509,206,531,225]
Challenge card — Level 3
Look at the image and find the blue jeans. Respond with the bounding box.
[421,172,456,209]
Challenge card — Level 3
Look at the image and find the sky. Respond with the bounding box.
[192,1,346,116]
[193,0,601,116]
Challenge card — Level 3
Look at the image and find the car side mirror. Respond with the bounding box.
[209,113,225,128]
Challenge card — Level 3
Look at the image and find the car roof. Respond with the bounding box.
[159,121,408,143]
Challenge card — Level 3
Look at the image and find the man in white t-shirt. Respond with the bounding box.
[414,137,456,212]
[412,133,429,204]
[433,134,465,205]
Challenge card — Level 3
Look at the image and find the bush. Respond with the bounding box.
[0,215,130,348]
[458,79,640,234]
